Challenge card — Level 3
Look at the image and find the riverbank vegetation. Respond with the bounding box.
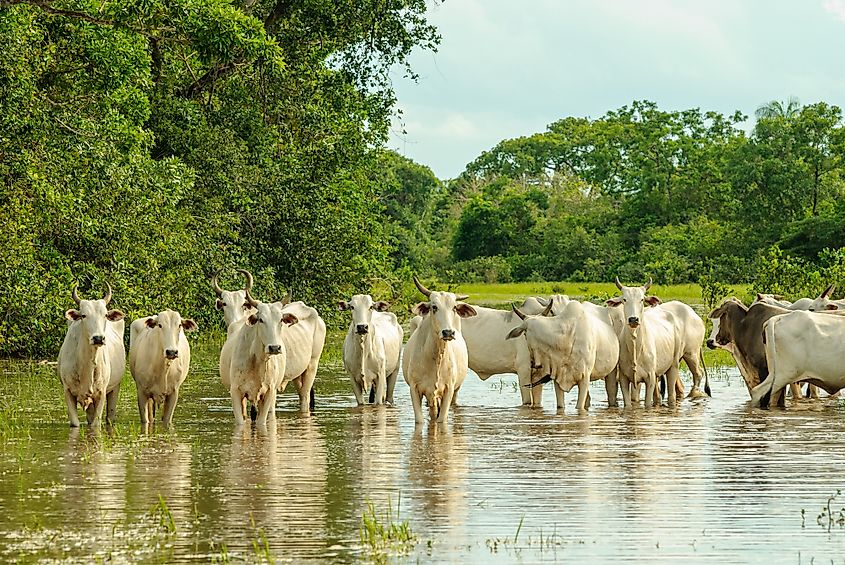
[3,3,845,357]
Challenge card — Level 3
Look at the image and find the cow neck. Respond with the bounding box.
[424,316,453,387]
[241,323,273,375]
[73,328,108,399]
[620,321,651,382]
[354,326,376,379]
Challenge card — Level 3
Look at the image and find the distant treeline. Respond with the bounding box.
[390,99,845,304]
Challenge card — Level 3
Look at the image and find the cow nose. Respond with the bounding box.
[165,349,179,359]
[706,339,716,350]
[356,324,369,335]
[627,317,639,326]
[267,344,282,355]
[91,335,105,346]
[441,329,455,341]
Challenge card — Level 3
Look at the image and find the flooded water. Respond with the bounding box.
[3,343,845,563]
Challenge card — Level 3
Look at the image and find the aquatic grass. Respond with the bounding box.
[813,490,845,531]
[359,494,417,561]
[249,513,275,564]
[150,495,177,534]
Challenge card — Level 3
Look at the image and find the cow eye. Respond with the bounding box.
[242,303,251,310]
[431,305,438,313]
[258,318,264,324]
[78,314,87,319]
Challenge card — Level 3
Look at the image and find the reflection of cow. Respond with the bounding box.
[58,284,125,427]
[129,310,197,426]
[606,278,707,407]
[339,295,402,405]
[403,278,476,423]
[507,300,619,411]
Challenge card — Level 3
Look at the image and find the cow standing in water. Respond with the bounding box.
[212,269,257,328]
[57,284,126,427]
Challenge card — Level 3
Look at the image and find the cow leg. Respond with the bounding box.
[106,385,120,424]
[90,395,107,427]
[137,393,150,425]
[789,382,802,401]
[385,369,398,406]
[437,386,455,423]
[618,373,632,407]
[684,352,705,398]
[258,388,276,425]
[231,390,246,425]
[585,389,591,409]
[554,381,565,410]
[410,386,424,424]
[374,368,386,406]
[630,380,640,404]
[576,377,590,411]
[807,384,820,399]
[162,389,179,426]
[666,366,680,407]
[451,385,460,406]
[298,376,314,415]
[644,377,656,408]
[64,389,81,428]
[605,369,619,408]
[351,377,365,406]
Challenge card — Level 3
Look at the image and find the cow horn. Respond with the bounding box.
[456,293,469,301]
[541,300,554,317]
[244,289,260,309]
[615,277,624,291]
[413,276,432,298]
[237,269,254,293]
[211,270,224,297]
[511,303,527,320]
[643,277,653,292]
[822,283,835,298]
[280,293,292,306]
[536,297,550,306]
[103,283,112,305]
[71,284,82,306]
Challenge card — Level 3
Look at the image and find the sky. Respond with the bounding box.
[387,0,845,179]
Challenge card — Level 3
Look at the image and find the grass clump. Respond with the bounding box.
[359,495,417,561]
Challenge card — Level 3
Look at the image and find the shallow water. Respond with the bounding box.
[2,347,845,564]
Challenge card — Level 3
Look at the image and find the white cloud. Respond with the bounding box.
[824,0,845,22]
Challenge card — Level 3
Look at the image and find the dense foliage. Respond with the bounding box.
[0,0,439,356]
[400,100,845,304]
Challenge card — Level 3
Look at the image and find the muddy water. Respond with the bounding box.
[2,350,845,563]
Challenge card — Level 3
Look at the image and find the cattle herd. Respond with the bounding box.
[56,271,845,428]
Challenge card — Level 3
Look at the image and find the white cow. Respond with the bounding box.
[212,269,257,328]
[606,278,708,407]
[751,310,845,408]
[807,284,845,312]
[755,294,814,311]
[506,300,619,411]
[407,295,557,406]
[129,309,198,425]
[276,299,326,413]
[751,293,792,308]
[219,292,299,424]
[339,295,402,406]
[403,277,476,423]
[57,284,125,427]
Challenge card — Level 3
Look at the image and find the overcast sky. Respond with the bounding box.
[387,0,845,179]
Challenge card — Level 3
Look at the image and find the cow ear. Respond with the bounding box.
[412,302,431,316]
[506,326,525,340]
[215,298,225,311]
[826,304,839,311]
[455,303,477,318]
[605,297,623,307]
[644,296,662,307]
[338,301,350,311]
[106,309,125,322]
[756,293,764,301]
[373,301,390,312]
[145,317,158,328]
[247,314,259,326]
[65,309,83,321]
[182,319,198,332]
[282,313,299,326]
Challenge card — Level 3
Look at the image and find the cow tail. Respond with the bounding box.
[751,320,777,408]
[525,374,552,388]
[368,383,375,404]
[659,375,666,399]
[701,347,711,397]
[310,386,316,412]
[250,404,258,422]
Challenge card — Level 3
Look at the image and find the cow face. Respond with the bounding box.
[339,294,389,335]
[246,302,298,355]
[145,309,197,360]
[66,299,124,347]
[216,289,256,326]
[412,291,477,341]
[605,278,659,330]
[705,298,745,349]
